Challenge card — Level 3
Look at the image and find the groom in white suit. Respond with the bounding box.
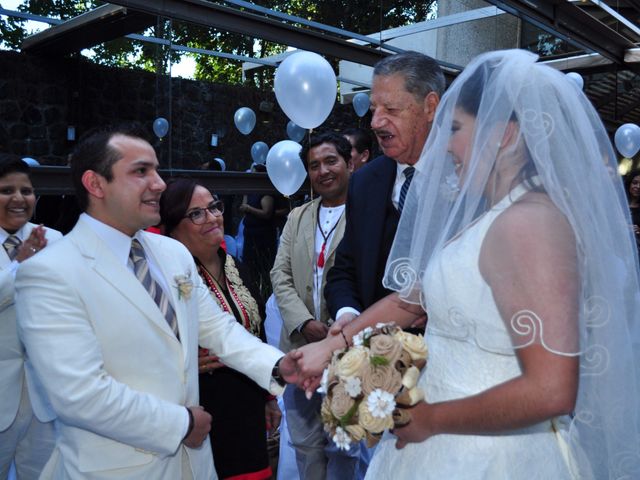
[0,155,61,479]
[15,127,299,479]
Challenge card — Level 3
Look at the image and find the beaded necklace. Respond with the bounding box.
[198,261,251,331]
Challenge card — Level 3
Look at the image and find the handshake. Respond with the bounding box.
[183,320,347,449]
[279,314,360,396]
[274,310,426,396]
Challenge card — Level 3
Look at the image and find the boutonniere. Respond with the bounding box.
[174,273,193,301]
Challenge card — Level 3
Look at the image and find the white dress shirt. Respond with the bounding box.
[392,163,413,210]
[313,204,345,321]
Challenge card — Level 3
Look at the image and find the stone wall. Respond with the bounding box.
[436,0,519,68]
[0,50,366,170]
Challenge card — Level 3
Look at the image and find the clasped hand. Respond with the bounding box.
[15,225,49,263]
[278,321,348,394]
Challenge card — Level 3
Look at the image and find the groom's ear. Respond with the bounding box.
[81,170,107,200]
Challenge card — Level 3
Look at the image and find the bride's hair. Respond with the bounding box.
[455,63,540,195]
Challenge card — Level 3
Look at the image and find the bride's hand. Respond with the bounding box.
[394,402,434,449]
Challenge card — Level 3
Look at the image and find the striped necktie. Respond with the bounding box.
[3,235,21,261]
[398,166,415,214]
[129,239,179,339]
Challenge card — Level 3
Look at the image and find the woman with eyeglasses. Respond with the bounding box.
[626,169,640,258]
[160,178,280,480]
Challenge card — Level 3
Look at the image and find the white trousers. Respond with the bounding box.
[0,382,55,480]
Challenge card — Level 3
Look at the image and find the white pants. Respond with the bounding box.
[0,383,55,480]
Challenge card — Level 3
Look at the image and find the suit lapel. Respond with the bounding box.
[0,248,10,267]
[365,156,396,252]
[326,211,346,260]
[301,199,319,265]
[361,156,397,301]
[68,222,179,343]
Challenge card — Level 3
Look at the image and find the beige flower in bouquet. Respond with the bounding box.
[330,383,356,418]
[369,334,404,364]
[320,323,428,451]
[360,364,402,396]
[393,330,428,361]
[336,347,368,378]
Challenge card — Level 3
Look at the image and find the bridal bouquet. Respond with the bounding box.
[319,323,427,450]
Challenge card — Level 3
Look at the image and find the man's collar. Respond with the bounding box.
[79,213,140,266]
[0,224,28,243]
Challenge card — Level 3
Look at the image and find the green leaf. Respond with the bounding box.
[338,400,360,428]
[370,355,389,367]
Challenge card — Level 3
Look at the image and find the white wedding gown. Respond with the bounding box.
[366,190,574,479]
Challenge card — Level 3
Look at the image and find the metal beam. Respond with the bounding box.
[0,8,62,25]
[378,6,506,41]
[588,0,640,38]
[626,0,640,15]
[21,4,155,55]
[485,0,636,67]
[107,0,389,66]
[223,0,403,53]
[30,167,305,196]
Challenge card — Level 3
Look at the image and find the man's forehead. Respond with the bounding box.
[109,134,153,151]
[372,73,407,94]
[109,135,157,162]
[309,143,342,160]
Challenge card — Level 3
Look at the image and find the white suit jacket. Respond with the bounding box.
[15,219,284,480]
[0,222,62,431]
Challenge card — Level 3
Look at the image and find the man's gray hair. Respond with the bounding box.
[373,51,446,100]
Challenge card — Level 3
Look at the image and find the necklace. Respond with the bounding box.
[200,261,225,287]
[316,202,344,268]
[197,260,251,330]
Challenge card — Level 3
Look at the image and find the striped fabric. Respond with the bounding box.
[3,235,21,261]
[398,166,415,214]
[129,239,179,339]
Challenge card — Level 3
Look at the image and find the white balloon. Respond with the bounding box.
[214,158,226,171]
[153,117,169,139]
[251,141,269,165]
[234,107,256,135]
[614,123,640,158]
[286,121,306,143]
[22,157,39,166]
[274,52,337,129]
[266,140,306,196]
[565,72,584,90]
[352,92,370,117]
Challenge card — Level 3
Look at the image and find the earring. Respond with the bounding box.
[496,142,502,149]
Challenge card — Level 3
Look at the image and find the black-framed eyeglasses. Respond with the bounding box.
[184,200,224,224]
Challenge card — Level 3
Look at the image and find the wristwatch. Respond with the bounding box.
[272,357,287,387]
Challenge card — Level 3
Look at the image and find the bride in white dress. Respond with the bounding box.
[297,49,640,479]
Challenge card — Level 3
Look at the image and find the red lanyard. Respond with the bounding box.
[316,203,343,268]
